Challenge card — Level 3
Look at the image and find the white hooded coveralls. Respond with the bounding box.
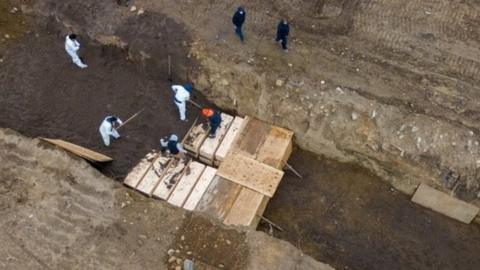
[99,116,123,146]
[171,85,190,121]
[65,35,87,68]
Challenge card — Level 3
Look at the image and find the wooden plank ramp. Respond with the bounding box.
[123,114,294,229]
[216,153,284,197]
[136,155,172,196]
[183,166,217,211]
[152,158,189,200]
[412,183,480,224]
[124,157,152,188]
[256,126,294,169]
[195,176,243,220]
[223,188,268,227]
[214,116,244,166]
[184,124,209,154]
[168,161,206,207]
[40,138,113,162]
[199,113,234,163]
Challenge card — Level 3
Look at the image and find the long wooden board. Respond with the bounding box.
[412,183,480,224]
[124,158,151,188]
[152,158,188,200]
[223,188,267,227]
[230,117,271,158]
[40,138,113,162]
[168,162,206,207]
[184,124,209,154]
[136,155,171,195]
[199,113,234,162]
[255,126,293,169]
[195,176,242,220]
[214,116,244,165]
[183,166,217,211]
[217,153,284,197]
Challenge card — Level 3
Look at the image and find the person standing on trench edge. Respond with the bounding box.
[276,19,290,52]
[232,6,246,42]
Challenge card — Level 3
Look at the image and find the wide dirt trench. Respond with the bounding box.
[0,4,479,270]
[0,13,210,178]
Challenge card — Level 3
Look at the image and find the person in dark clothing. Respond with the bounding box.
[117,0,130,7]
[232,7,246,42]
[276,19,290,51]
[160,134,187,157]
[202,108,222,138]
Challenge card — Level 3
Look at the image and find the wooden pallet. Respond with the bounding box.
[124,115,294,228]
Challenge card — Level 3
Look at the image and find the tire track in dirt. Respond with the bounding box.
[353,0,480,84]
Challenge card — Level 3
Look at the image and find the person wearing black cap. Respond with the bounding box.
[232,7,246,42]
[171,84,192,121]
[99,116,123,146]
[276,19,290,52]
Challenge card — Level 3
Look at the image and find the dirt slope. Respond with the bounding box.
[0,128,331,270]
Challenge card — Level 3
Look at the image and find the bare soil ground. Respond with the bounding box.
[0,129,328,270]
[2,0,480,270]
[261,149,480,270]
[0,11,211,178]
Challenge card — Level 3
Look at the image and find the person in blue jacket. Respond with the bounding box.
[202,108,222,138]
[232,7,246,42]
[276,19,290,52]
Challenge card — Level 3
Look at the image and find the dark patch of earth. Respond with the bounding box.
[0,14,210,178]
[260,149,480,270]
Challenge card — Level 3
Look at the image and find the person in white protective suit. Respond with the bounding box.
[99,116,123,146]
[65,34,88,68]
[171,84,192,121]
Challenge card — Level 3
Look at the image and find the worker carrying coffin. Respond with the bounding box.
[171,84,192,121]
[99,116,123,146]
[201,108,222,138]
[65,34,88,68]
[160,134,187,157]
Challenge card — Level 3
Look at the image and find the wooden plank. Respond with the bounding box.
[223,188,267,227]
[183,166,217,211]
[40,138,112,162]
[124,158,152,188]
[214,116,244,165]
[183,124,208,154]
[168,162,206,207]
[124,158,151,188]
[412,183,480,224]
[195,176,242,220]
[217,153,284,197]
[199,113,234,162]
[255,126,294,169]
[136,155,172,195]
[251,195,270,228]
[152,158,189,200]
[230,117,271,158]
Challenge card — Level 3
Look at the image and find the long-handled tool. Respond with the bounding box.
[285,163,303,179]
[187,99,203,110]
[168,54,172,82]
[116,109,144,130]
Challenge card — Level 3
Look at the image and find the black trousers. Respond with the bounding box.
[276,35,288,50]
